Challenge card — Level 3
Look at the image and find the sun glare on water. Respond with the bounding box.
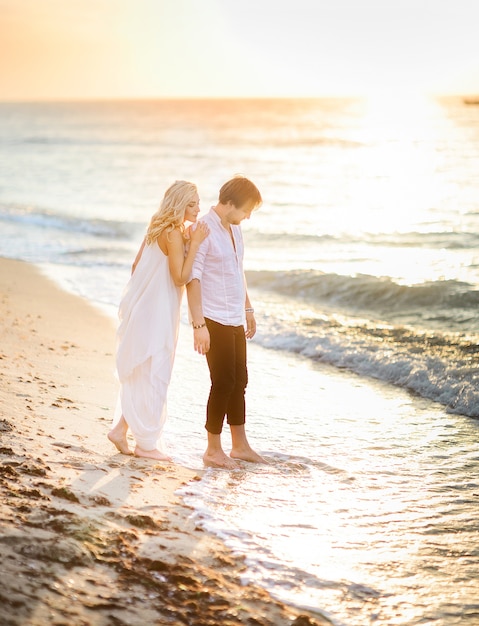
[326,92,459,286]
[352,92,445,227]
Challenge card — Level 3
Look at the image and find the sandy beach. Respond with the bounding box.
[0,257,328,626]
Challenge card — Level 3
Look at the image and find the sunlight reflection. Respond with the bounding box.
[241,95,477,289]
[348,94,446,235]
[359,92,443,141]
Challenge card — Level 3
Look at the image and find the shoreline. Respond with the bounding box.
[0,257,328,626]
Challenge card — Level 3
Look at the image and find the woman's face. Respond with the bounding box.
[184,193,200,222]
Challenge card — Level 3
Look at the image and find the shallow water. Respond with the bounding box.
[170,329,479,625]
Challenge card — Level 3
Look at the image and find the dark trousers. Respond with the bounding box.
[204,318,248,434]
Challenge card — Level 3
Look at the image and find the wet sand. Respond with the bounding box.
[0,257,328,626]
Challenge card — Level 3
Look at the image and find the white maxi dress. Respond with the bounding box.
[114,242,183,451]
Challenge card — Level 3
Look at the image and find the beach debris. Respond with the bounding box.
[51,486,80,503]
[0,418,13,432]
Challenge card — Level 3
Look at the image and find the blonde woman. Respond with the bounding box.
[108,181,209,460]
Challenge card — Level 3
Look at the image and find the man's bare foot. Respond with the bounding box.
[203,450,239,469]
[134,446,172,461]
[107,430,132,455]
[230,447,267,464]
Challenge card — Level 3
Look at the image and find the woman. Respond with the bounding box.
[108,181,209,460]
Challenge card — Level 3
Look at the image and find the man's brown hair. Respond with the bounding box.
[219,176,262,209]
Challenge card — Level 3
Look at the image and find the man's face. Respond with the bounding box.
[226,201,255,225]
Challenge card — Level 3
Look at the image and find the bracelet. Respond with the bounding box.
[192,321,206,329]
[245,307,254,313]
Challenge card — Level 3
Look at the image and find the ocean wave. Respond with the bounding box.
[246,269,479,323]
[59,248,132,269]
[255,316,479,418]
[366,230,479,250]
[245,228,479,250]
[0,204,141,240]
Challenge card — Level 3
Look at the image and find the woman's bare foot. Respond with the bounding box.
[107,428,132,455]
[134,446,172,461]
[203,450,239,469]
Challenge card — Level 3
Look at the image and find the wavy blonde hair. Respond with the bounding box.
[145,180,198,245]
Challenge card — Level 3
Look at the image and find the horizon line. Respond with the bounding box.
[0,92,477,104]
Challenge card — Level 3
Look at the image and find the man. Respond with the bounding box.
[187,176,265,469]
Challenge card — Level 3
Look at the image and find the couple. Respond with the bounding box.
[108,176,265,469]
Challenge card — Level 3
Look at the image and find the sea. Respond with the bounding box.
[1,97,479,625]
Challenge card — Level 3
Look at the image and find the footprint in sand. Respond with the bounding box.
[51,396,79,410]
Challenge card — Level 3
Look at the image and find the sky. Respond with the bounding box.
[1,0,478,100]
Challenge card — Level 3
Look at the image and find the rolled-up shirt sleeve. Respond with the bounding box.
[189,234,207,284]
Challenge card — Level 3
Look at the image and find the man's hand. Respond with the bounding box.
[245,311,256,339]
[194,326,210,355]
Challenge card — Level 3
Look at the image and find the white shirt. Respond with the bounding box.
[190,207,246,326]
